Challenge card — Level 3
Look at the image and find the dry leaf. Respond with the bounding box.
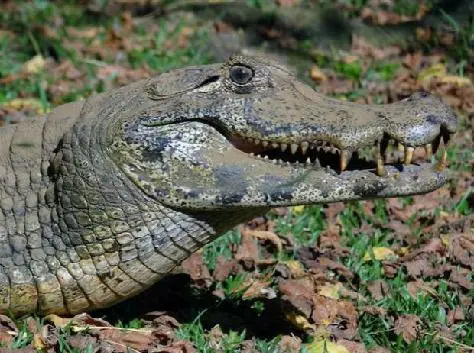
[281,260,306,278]
[318,282,342,299]
[364,247,397,261]
[3,98,47,114]
[242,279,273,300]
[310,66,327,83]
[417,63,446,82]
[307,339,350,353]
[394,314,421,343]
[292,205,305,214]
[23,55,45,74]
[285,312,314,331]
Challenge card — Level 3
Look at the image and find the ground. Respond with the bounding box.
[0,1,473,352]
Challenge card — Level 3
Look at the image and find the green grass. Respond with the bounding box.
[177,318,281,353]
[274,200,473,352]
[0,1,212,106]
[203,230,241,270]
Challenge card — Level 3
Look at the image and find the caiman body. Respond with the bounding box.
[0,56,457,316]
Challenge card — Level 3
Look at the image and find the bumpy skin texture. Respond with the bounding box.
[0,56,457,316]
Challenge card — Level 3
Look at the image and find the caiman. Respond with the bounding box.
[0,56,458,316]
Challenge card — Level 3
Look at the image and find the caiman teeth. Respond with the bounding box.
[424,144,433,159]
[233,131,451,174]
[374,141,385,176]
[404,146,414,165]
[300,141,309,155]
[290,144,298,154]
[339,149,349,172]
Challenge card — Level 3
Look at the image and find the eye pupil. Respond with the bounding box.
[229,65,253,84]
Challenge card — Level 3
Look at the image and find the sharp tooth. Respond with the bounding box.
[306,157,311,165]
[440,148,447,165]
[280,144,288,152]
[300,141,309,155]
[255,139,260,145]
[314,158,321,169]
[262,140,269,148]
[272,158,277,164]
[257,154,261,158]
[271,142,279,148]
[249,153,255,157]
[290,144,298,154]
[404,146,414,165]
[397,142,404,152]
[435,148,448,171]
[424,144,433,159]
[376,156,385,176]
[339,150,349,172]
[264,155,269,160]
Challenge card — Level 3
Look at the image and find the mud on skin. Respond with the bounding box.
[0,55,458,315]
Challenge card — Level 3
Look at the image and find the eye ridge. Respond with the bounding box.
[229,64,254,85]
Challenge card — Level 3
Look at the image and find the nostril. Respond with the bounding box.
[419,91,430,98]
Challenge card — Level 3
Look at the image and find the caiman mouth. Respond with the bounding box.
[229,127,454,176]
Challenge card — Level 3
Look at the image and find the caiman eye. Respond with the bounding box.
[229,65,253,85]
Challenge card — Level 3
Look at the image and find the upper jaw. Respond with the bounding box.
[228,125,453,177]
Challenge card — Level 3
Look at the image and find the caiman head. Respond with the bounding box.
[108,55,458,210]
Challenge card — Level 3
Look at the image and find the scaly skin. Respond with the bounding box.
[0,56,457,316]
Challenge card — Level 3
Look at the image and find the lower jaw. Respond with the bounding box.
[339,162,449,195]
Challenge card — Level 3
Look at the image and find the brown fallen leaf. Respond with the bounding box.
[367,280,390,300]
[276,260,306,278]
[235,231,259,266]
[449,268,474,290]
[212,256,238,281]
[242,278,274,300]
[310,65,327,83]
[182,252,213,288]
[279,277,315,318]
[155,340,196,353]
[312,296,358,339]
[368,347,391,353]
[448,233,474,269]
[394,314,421,343]
[279,335,302,353]
[406,280,438,298]
[336,339,368,353]
[66,335,98,351]
[98,328,155,352]
[248,229,283,253]
[447,307,466,325]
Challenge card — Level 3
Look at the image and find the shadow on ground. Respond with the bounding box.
[96,274,300,339]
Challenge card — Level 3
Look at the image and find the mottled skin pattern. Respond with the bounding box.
[0,56,457,316]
